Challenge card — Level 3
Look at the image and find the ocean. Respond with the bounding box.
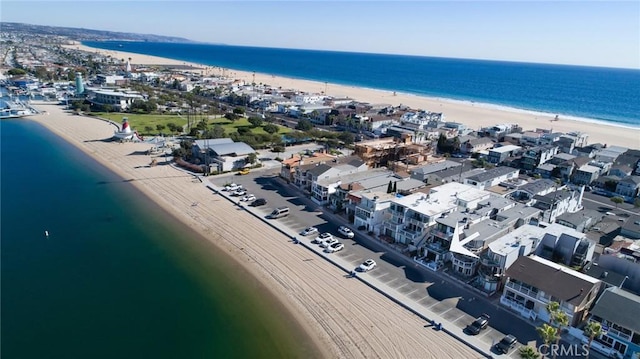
[0,119,318,358]
[84,41,640,128]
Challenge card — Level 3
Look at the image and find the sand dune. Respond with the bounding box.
[73,43,639,149]
[30,103,481,358]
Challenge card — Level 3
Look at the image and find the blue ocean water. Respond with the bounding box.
[0,119,318,358]
[84,41,639,128]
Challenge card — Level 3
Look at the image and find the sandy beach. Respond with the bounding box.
[73,43,640,149]
[29,102,481,358]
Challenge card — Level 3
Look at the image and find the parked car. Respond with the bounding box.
[241,194,256,202]
[337,225,355,239]
[224,183,239,191]
[249,198,267,207]
[358,259,377,272]
[300,227,319,236]
[320,237,338,248]
[324,242,344,253]
[466,314,490,335]
[232,189,247,196]
[237,168,250,175]
[495,334,517,354]
[313,232,333,244]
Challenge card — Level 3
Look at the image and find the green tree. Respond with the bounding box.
[156,124,166,133]
[546,302,569,359]
[233,106,245,115]
[295,119,313,131]
[209,125,225,139]
[583,321,602,359]
[144,126,154,134]
[263,124,279,134]
[392,181,397,193]
[7,68,27,76]
[338,131,355,145]
[224,113,239,121]
[518,346,540,359]
[610,196,624,209]
[536,324,558,358]
[387,181,393,194]
[246,152,257,165]
[248,116,263,127]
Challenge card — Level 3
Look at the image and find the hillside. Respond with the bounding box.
[1,22,193,43]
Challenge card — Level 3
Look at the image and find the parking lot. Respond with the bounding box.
[209,170,541,358]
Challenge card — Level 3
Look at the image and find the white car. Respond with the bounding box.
[300,227,319,236]
[337,225,355,239]
[320,237,338,248]
[324,242,344,253]
[224,183,239,191]
[232,188,247,196]
[241,194,256,202]
[358,259,377,272]
[313,232,333,244]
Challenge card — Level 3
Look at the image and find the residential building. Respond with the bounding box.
[279,152,336,182]
[533,224,595,268]
[464,166,520,190]
[573,164,601,185]
[578,287,640,359]
[487,145,522,164]
[532,188,584,224]
[501,255,602,326]
[460,137,495,154]
[521,145,560,171]
[383,183,490,248]
[616,176,640,198]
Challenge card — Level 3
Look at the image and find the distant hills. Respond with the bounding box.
[1,22,193,43]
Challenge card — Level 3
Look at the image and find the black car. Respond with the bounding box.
[495,334,517,353]
[250,198,267,207]
[466,314,490,335]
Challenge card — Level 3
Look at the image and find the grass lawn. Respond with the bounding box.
[94,113,291,136]
[93,112,186,134]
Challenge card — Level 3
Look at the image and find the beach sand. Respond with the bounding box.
[29,103,481,358]
[72,43,639,149]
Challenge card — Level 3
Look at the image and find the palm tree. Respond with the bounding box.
[553,310,569,359]
[584,321,603,359]
[519,345,541,359]
[537,324,558,358]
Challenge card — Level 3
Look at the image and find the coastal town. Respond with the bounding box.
[2,25,640,359]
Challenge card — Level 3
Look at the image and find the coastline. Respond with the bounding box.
[74,43,640,149]
[29,102,480,358]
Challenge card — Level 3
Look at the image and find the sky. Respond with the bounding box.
[2,1,639,69]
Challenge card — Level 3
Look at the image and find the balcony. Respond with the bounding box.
[408,217,427,227]
[505,281,539,299]
[426,242,449,254]
[500,296,534,319]
[400,228,420,240]
[479,255,500,268]
[430,229,453,241]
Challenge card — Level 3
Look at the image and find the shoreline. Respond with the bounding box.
[73,42,640,148]
[29,102,480,358]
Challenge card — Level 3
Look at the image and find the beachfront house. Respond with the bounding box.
[500,255,602,327]
[567,287,640,359]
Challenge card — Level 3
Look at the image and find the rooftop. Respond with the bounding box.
[506,255,600,306]
[590,287,640,333]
